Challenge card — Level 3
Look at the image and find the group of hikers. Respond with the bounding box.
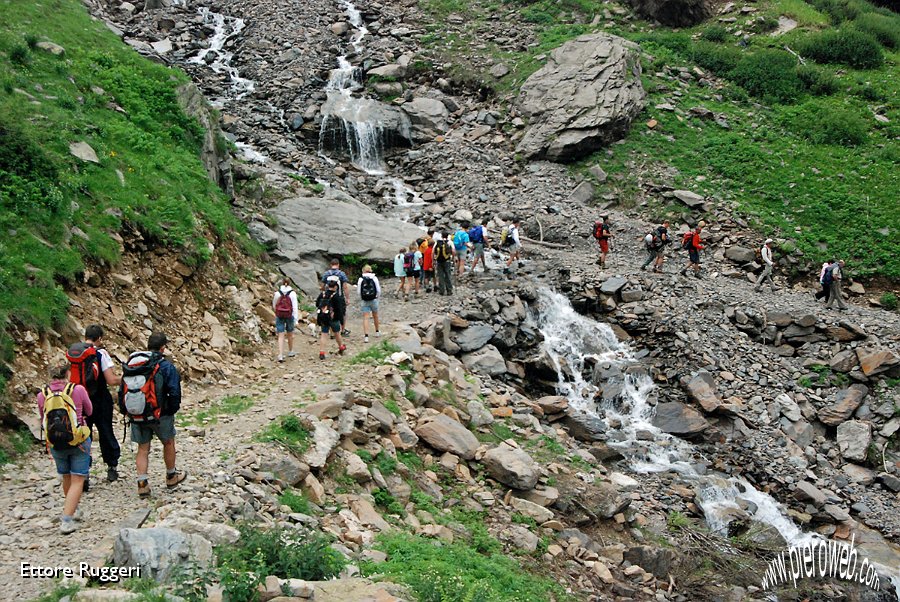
[599,215,851,308]
[37,326,186,533]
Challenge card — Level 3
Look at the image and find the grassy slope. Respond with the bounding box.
[416,0,900,279]
[0,0,249,378]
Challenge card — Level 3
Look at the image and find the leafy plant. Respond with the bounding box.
[169,561,216,602]
[852,12,900,49]
[796,64,839,95]
[373,488,405,515]
[700,25,728,42]
[9,44,30,65]
[880,292,898,310]
[690,41,742,74]
[729,50,803,103]
[255,414,310,455]
[798,28,884,69]
[349,341,401,365]
[783,99,869,146]
[279,489,313,514]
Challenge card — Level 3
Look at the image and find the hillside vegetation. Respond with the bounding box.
[418,0,900,279]
[0,0,249,389]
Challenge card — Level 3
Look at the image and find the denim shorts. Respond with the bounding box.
[360,299,379,314]
[50,438,92,476]
[321,320,342,334]
[131,415,176,445]
[275,316,295,333]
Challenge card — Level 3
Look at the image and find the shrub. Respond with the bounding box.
[798,28,883,68]
[217,524,346,582]
[796,64,839,95]
[279,489,313,514]
[853,12,900,49]
[255,414,310,455]
[700,25,728,42]
[880,292,898,310]
[9,44,30,65]
[784,100,869,145]
[807,0,861,23]
[729,50,803,103]
[755,15,780,32]
[25,34,39,49]
[691,41,742,75]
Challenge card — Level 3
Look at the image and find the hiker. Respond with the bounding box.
[754,239,776,292]
[469,220,490,273]
[453,223,471,278]
[422,238,435,293]
[825,260,848,310]
[418,232,433,290]
[37,362,92,533]
[394,247,409,300]
[680,222,706,278]
[321,258,351,336]
[272,278,298,363]
[434,230,456,295]
[357,265,382,343]
[504,218,522,272]
[408,242,423,297]
[640,221,670,273]
[119,332,186,498]
[67,324,121,485]
[593,215,613,268]
[815,260,834,302]
[316,277,347,358]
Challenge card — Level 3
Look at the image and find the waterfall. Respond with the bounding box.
[189,8,255,101]
[536,288,900,592]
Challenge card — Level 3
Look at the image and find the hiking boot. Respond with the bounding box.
[287,351,297,358]
[165,471,187,489]
[60,519,78,535]
[73,508,84,521]
[364,335,370,343]
[342,329,351,337]
[107,466,119,483]
[319,352,326,360]
[277,355,284,363]
[375,331,381,337]
[137,479,151,498]
[82,476,90,493]
[338,344,347,355]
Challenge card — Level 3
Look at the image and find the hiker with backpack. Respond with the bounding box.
[754,239,776,292]
[453,223,472,278]
[593,216,613,268]
[469,220,490,273]
[434,230,456,295]
[357,265,382,343]
[680,222,706,278]
[321,258,351,336]
[422,238,435,293]
[119,332,186,498]
[408,242,423,297]
[67,324,121,485]
[825,260,848,310]
[272,278,299,363]
[393,246,409,300]
[37,362,93,533]
[815,260,834,302]
[640,221,670,273]
[316,277,347,359]
[503,218,522,273]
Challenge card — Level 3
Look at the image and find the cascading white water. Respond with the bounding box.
[536,288,900,593]
[189,8,255,101]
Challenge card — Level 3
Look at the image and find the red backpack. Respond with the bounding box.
[275,290,293,318]
[681,232,694,250]
[66,343,101,397]
[119,352,164,422]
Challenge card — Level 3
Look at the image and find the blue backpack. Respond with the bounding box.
[822,265,835,286]
[468,226,484,244]
[453,230,468,250]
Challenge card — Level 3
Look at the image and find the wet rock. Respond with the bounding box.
[818,385,868,426]
[560,411,608,441]
[836,421,871,462]
[414,414,479,460]
[515,33,645,162]
[651,402,709,437]
[482,442,540,490]
[793,481,827,507]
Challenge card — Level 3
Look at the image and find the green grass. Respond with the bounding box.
[0,0,251,383]
[0,426,33,465]
[363,532,566,602]
[182,394,254,426]
[349,341,402,365]
[279,488,314,514]
[255,414,310,456]
[770,0,830,26]
[28,583,80,602]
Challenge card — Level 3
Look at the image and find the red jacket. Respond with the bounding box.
[423,245,434,271]
[691,232,704,250]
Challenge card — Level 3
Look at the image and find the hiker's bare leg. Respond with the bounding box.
[162,438,176,472]
[319,332,327,354]
[362,314,370,337]
[373,311,380,332]
[277,332,285,357]
[334,332,344,348]
[287,331,294,352]
[63,475,85,516]
[136,442,151,476]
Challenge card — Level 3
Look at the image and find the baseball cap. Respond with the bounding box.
[765,238,773,244]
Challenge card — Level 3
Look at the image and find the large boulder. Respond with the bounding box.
[685,370,722,413]
[652,402,709,437]
[113,528,213,582]
[402,97,450,139]
[818,385,868,426]
[856,348,899,377]
[724,246,756,264]
[629,0,711,26]
[461,344,508,376]
[454,323,496,352]
[269,188,423,283]
[837,421,871,462]
[482,443,540,490]
[414,414,479,459]
[516,33,645,162]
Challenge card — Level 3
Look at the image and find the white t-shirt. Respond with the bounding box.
[761,245,773,266]
[357,274,382,300]
[97,347,114,372]
[272,286,299,321]
[509,225,520,244]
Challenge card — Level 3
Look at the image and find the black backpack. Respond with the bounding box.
[316,292,335,325]
[360,276,378,301]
